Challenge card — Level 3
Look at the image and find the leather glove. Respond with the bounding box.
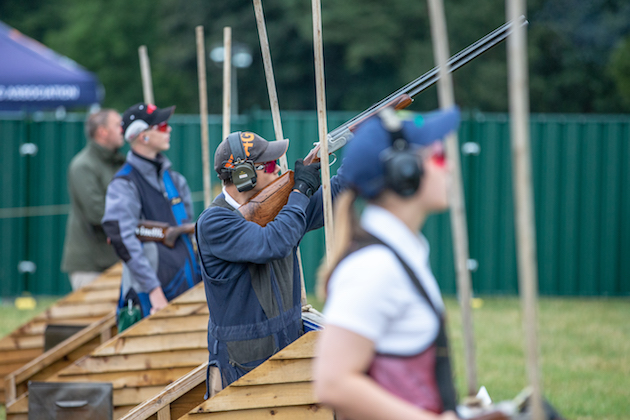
[294,159,321,198]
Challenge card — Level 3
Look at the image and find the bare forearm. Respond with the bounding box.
[318,372,441,420]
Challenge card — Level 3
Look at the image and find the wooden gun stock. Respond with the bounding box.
[239,171,295,227]
[135,220,195,248]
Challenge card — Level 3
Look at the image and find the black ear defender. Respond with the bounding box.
[379,108,423,197]
[227,132,257,192]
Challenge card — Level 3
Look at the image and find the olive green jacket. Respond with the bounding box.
[61,141,126,273]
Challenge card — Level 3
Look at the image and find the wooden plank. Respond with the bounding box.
[10,312,116,385]
[0,362,31,375]
[184,405,333,420]
[151,303,208,319]
[57,367,195,389]
[6,414,28,420]
[115,405,139,420]
[157,406,172,420]
[119,362,208,420]
[64,349,208,375]
[5,393,28,414]
[233,358,312,386]
[194,382,317,413]
[168,382,207,420]
[0,335,43,351]
[123,315,208,337]
[163,284,206,304]
[61,287,120,304]
[114,385,166,406]
[14,336,104,396]
[0,348,41,364]
[95,332,207,356]
[45,302,116,319]
[270,331,318,360]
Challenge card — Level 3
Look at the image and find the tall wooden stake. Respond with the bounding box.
[311,0,334,264]
[222,27,232,141]
[253,0,306,305]
[138,46,154,105]
[427,0,478,396]
[252,0,288,174]
[196,26,212,209]
[506,1,544,419]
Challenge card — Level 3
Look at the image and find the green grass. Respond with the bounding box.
[1,296,629,420]
[0,297,60,338]
[0,296,60,420]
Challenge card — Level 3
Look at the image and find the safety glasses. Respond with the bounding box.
[152,122,170,132]
[421,142,447,168]
[254,161,277,173]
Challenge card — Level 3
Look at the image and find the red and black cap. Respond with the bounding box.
[121,103,175,141]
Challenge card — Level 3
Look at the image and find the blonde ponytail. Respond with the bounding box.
[316,189,359,300]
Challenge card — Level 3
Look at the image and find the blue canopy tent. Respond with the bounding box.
[0,21,103,111]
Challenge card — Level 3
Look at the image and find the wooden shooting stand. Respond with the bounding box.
[0,263,122,404]
[5,281,209,420]
[178,331,331,420]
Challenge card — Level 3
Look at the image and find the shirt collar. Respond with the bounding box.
[222,186,241,209]
[361,204,430,266]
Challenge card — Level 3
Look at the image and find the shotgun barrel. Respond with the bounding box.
[321,15,528,157]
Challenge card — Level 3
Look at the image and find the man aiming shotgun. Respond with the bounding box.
[194,131,348,396]
[236,16,527,228]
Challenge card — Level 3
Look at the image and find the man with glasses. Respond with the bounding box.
[102,103,201,331]
[195,131,347,396]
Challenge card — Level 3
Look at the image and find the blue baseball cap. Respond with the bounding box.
[342,106,460,198]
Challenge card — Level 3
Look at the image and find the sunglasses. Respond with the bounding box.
[421,142,447,168]
[152,122,170,132]
[254,161,277,173]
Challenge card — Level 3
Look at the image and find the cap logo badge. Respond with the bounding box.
[240,132,254,157]
[147,104,156,114]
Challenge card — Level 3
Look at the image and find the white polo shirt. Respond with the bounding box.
[323,205,444,356]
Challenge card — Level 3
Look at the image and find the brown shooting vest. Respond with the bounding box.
[348,233,457,413]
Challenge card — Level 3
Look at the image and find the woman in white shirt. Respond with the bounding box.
[314,106,461,420]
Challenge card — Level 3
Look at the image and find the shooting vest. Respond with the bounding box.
[344,232,457,413]
[114,163,201,318]
[197,195,303,393]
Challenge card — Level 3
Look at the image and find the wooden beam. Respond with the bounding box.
[182,405,333,419]
[222,26,232,140]
[426,0,478,395]
[233,358,312,386]
[120,362,208,420]
[193,382,318,413]
[506,1,544,419]
[63,349,209,375]
[139,45,155,105]
[196,25,212,209]
[95,331,207,356]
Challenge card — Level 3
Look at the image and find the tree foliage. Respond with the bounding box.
[1,0,629,114]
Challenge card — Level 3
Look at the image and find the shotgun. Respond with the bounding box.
[135,220,195,248]
[240,16,528,227]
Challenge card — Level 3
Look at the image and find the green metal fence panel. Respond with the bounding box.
[1,111,629,298]
[0,117,28,296]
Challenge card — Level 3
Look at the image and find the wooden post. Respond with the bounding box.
[311,0,334,264]
[427,0,478,396]
[222,27,232,141]
[196,26,212,209]
[506,1,544,419]
[252,0,289,174]
[138,46,154,105]
[253,0,306,304]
